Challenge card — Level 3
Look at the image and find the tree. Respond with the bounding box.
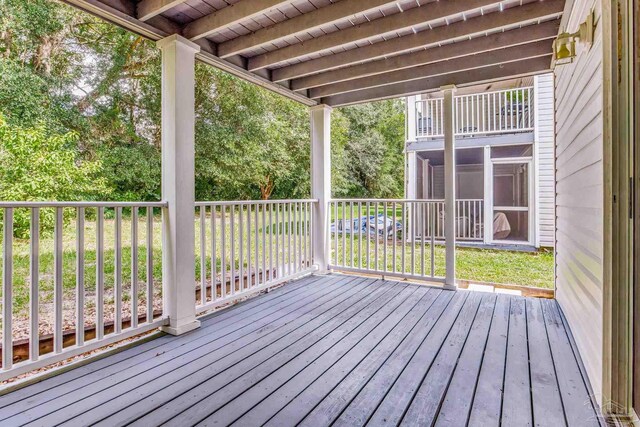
[0,0,406,206]
[0,115,108,236]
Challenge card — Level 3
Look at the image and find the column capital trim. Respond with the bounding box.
[440,84,458,92]
[157,34,201,53]
[309,104,333,113]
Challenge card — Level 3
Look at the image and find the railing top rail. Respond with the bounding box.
[330,198,445,203]
[196,199,318,206]
[0,201,168,208]
[415,86,534,103]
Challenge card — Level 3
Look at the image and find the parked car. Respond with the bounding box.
[330,214,402,239]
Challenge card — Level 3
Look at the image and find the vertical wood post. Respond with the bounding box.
[158,35,201,335]
[442,85,457,288]
[483,145,492,245]
[406,150,417,243]
[406,95,417,142]
[310,105,332,273]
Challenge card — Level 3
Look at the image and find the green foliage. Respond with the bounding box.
[332,100,405,198]
[0,115,108,235]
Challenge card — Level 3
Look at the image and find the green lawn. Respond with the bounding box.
[0,209,553,323]
[331,235,553,289]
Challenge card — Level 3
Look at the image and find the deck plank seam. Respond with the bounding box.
[498,296,512,425]
[539,298,570,426]
[280,289,449,426]
[122,280,407,426]
[398,292,486,426]
[438,293,499,426]
[183,281,417,425]
[525,296,536,426]
[311,289,457,427]
[0,276,369,424]
[82,278,391,426]
[232,286,442,426]
[361,291,471,426]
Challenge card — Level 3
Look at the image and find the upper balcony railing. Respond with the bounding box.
[415,87,535,139]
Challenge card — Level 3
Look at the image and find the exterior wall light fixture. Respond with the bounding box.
[552,10,595,66]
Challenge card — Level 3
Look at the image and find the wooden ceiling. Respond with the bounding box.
[63,0,565,106]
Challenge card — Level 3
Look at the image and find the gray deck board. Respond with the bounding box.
[0,274,602,427]
[233,288,441,426]
[434,293,497,427]
[207,286,430,426]
[297,290,455,427]
[1,275,358,425]
[541,298,602,427]
[526,297,566,426]
[399,292,488,426]
[82,277,393,426]
[152,282,413,426]
[467,294,511,427]
[501,296,534,427]
[0,273,332,411]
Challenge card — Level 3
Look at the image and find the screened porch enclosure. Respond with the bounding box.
[415,144,534,244]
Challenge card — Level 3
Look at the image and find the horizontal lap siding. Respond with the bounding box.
[535,73,556,247]
[554,0,603,401]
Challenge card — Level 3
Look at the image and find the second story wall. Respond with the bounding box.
[535,74,556,247]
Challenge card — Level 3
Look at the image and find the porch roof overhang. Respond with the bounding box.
[63,0,565,107]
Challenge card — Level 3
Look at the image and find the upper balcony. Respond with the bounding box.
[411,87,535,140]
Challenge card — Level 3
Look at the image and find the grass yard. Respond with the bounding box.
[0,209,554,333]
[331,236,553,289]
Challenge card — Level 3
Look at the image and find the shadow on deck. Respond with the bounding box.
[0,274,602,426]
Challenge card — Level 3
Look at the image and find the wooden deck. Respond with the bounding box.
[0,274,602,426]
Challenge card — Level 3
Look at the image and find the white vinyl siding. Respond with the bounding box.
[534,74,556,247]
[554,0,604,401]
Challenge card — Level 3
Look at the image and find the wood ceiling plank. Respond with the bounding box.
[184,0,294,41]
[137,0,190,21]
[321,55,552,106]
[272,0,564,82]
[217,0,398,58]
[309,39,552,98]
[247,0,503,71]
[292,20,559,91]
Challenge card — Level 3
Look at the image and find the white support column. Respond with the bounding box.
[310,104,332,273]
[483,145,492,245]
[406,151,417,199]
[158,35,201,335]
[406,95,418,143]
[442,85,457,289]
[406,150,417,243]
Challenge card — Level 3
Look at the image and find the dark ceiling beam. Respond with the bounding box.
[137,0,187,21]
[272,0,564,82]
[292,20,559,91]
[321,55,552,106]
[249,0,505,71]
[217,0,397,58]
[183,0,295,41]
[309,39,552,98]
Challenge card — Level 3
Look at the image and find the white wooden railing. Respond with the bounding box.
[421,199,484,241]
[328,199,444,283]
[194,200,317,314]
[0,201,167,379]
[416,87,534,138]
[1,196,479,378]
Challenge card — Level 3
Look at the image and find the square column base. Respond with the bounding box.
[161,319,201,336]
